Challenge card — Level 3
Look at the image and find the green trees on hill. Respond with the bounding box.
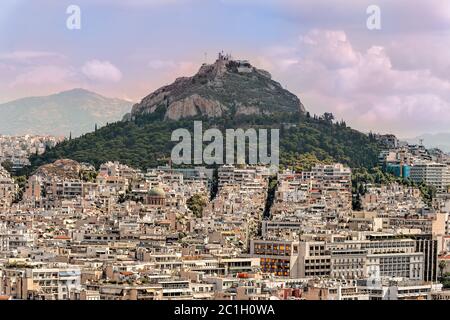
[418,183,437,207]
[1,160,13,173]
[281,152,334,172]
[13,175,27,203]
[286,116,379,168]
[28,112,381,173]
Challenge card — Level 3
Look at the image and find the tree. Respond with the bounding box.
[13,176,27,203]
[80,170,98,182]
[322,112,335,123]
[439,260,447,278]
[210,168,219,201]
[27,112,381,172]
[118,194,126,204]
[1,160,13,173]
[282,153,333,172]
[186,194,208,218]
[263,176,278,219]
[352,193,363,211]
[418,183,436,207]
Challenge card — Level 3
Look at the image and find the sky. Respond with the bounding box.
[1,0,450,138]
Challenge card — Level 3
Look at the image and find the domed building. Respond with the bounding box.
[145,187,166,206]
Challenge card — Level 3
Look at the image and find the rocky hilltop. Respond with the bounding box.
[34,159,81,180]
[127,54,305,121]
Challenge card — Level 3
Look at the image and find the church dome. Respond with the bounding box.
[148,187,166,197]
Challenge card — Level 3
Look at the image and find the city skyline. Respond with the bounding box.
[2,0,450,306]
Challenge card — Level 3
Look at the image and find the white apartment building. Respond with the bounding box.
[3,228,35,251]
[311,163,352,191]
[1,265,81,300]
[252,236,426,280]
[410,162,450,190]
[0,169,16,208]
[358,278,443,300]
[328,238,424,281]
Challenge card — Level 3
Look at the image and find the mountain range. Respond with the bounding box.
[0,88,133,137]
[28,57,381,172]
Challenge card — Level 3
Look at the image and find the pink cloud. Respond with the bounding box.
[82,60,122,83]
[11,65,77,87]
[259,29,450,137]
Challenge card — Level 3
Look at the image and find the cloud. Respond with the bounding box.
[0,51,66,64]
[11,65,77,87]
[300,30,359,69]
[260,29,450,137]
[82,60,122,83]
[2,55,124,100]
[385,33,450,82]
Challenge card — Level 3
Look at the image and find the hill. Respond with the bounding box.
[126,53,305,121]
[28,57,381,172]
[28,112,380,172]
[0,88,133,137]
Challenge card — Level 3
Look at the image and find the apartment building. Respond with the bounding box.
[329,236,424,281]
[98,284,162,300]
[250,239,300,277]
[302,280,369,300]
[252,234,428,281]
[1,264,81,300]
[24,175,42,202]
[366,234,438,282]
[3,228,35,251]
[311,163,352,191]
[0,169,15,208]
[160,279,193,300]
[388,213,447,236]
[330,248,367,279]
[358,278,443,300]
[297,241,332,278]
[410,162,450,190]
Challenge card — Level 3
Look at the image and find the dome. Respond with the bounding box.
[148,187,166,197]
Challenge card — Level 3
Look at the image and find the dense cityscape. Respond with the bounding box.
[0,133,449,301]
[1,1,450,313]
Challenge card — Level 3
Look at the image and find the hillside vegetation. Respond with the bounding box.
[28,111,380,171]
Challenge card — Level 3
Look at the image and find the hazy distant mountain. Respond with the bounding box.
[0,88,133,137]
[406,133,450,152]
